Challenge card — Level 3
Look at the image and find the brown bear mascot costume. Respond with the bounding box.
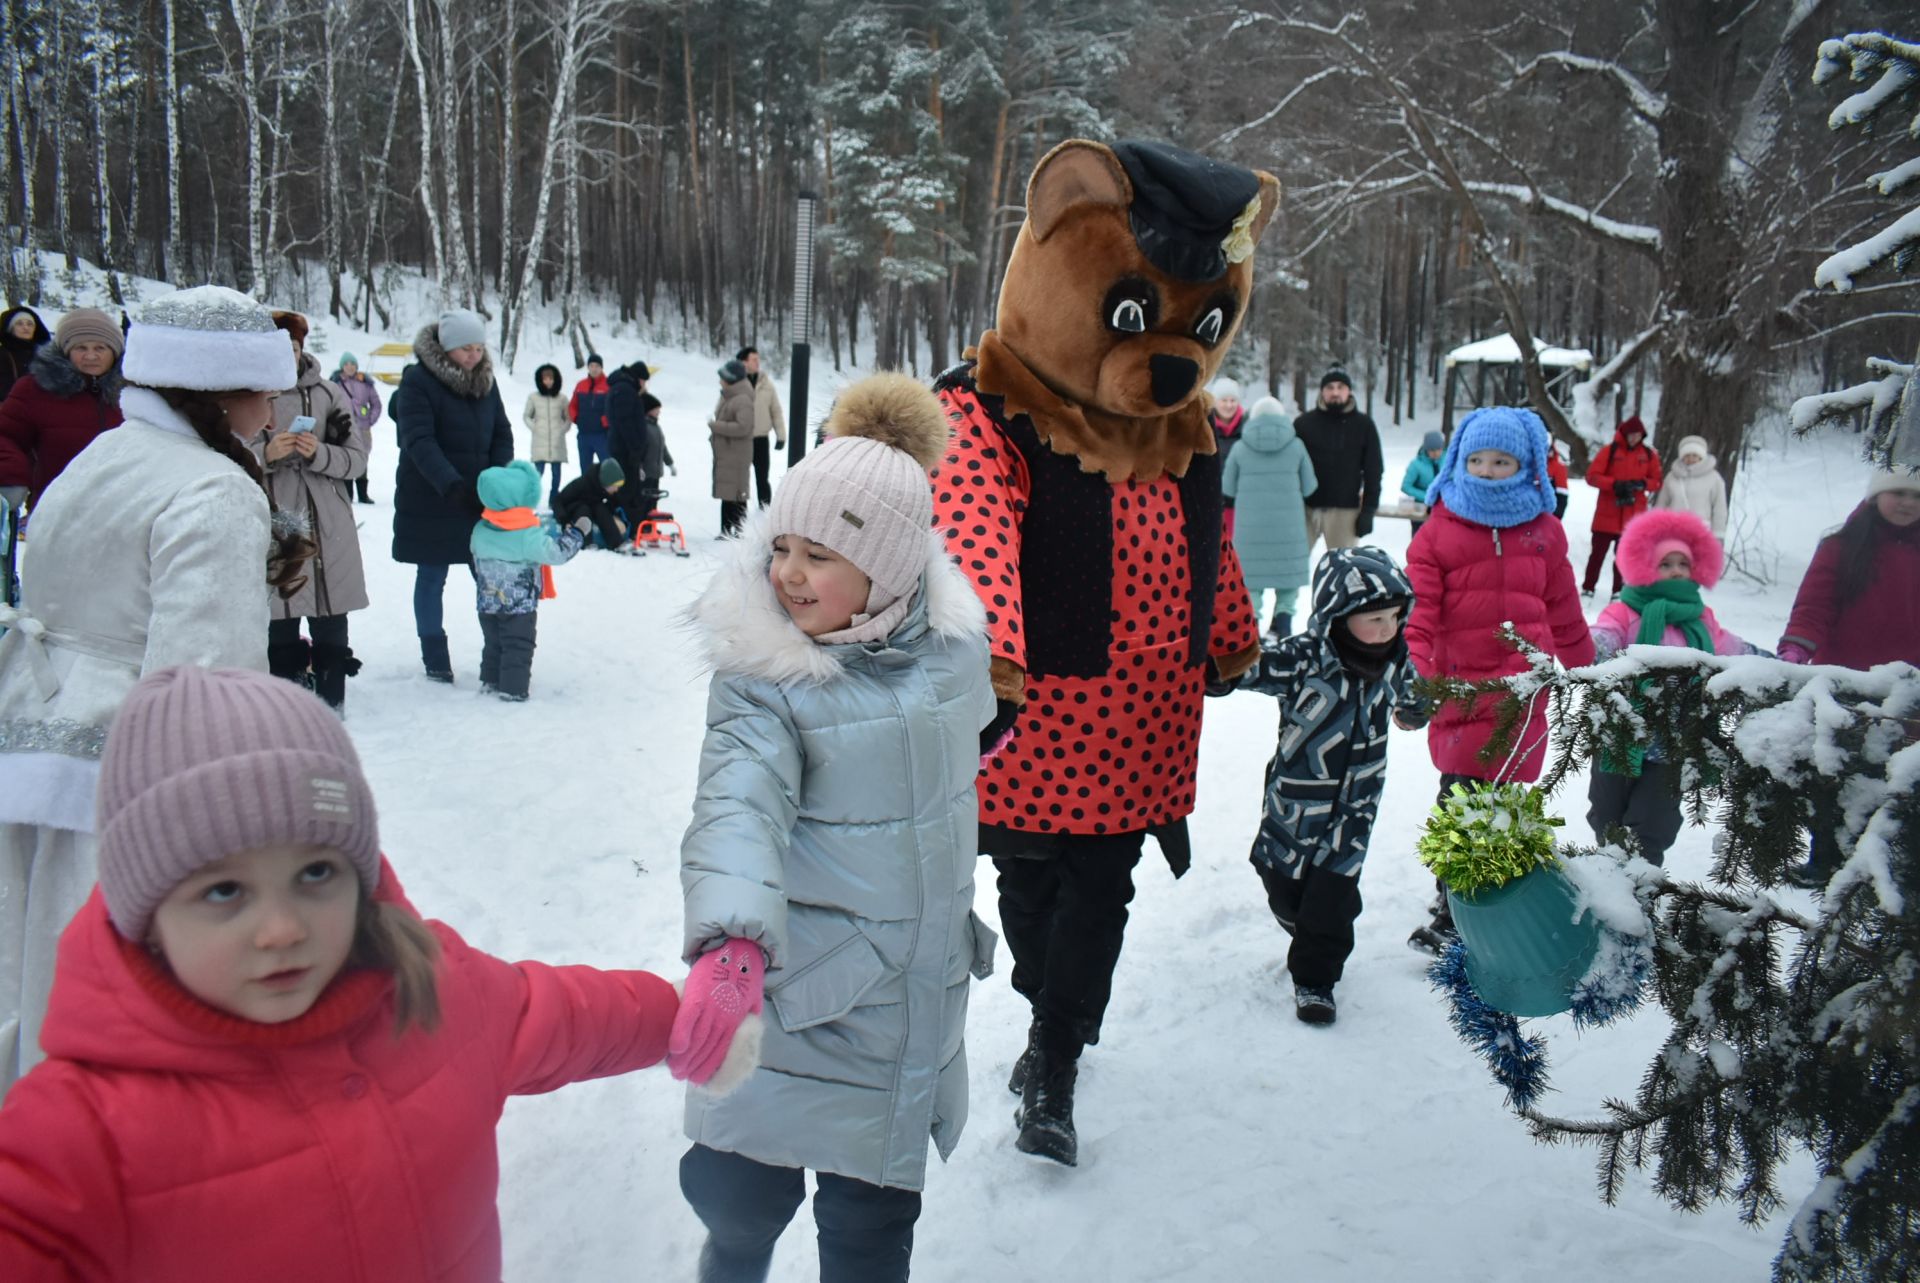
[932,139,1277,1166]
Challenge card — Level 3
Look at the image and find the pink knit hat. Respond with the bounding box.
[766,372,949,601]
[1616,508,1723,588]
[95,666,381,940]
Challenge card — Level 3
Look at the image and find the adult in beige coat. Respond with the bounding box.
[710,359,757,537]
[260,312,369,713]
[737,345,785,508]
[524,363,570,507]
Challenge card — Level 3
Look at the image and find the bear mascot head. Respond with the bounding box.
[970,138,1282,482]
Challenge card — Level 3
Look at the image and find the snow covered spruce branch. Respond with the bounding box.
[1419,635,1919,1281]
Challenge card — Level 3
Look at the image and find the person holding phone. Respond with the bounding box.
[259,311,369,714]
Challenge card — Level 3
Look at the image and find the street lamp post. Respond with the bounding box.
[788,192,817,466]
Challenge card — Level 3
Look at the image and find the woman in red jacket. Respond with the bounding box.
[0,309,125,512]
[1779,469,1920,670]
[0,667,710,1283]
[1581,416,1663,597]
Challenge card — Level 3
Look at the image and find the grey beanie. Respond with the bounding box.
[437,309,487,351]
[718,359,748,384]
[1421,430,1445,452]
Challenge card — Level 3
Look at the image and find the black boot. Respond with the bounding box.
[311,643,361,715]
[1408,884,1458,955]
[267,637,313,690]
[1007,1016,1042,1097]
[420,634,453,683]
[1015,1038,1080,1167]
[1266,611,1292,640]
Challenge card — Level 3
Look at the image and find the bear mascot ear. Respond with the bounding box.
[1026,140,1133,243]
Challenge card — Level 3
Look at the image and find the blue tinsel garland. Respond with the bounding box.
[1428,941,1552,1111]
[1429,925,1651,1111]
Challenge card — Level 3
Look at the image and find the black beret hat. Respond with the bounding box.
[1108,140,1262,283]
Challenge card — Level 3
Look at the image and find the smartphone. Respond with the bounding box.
[288,415,316,434]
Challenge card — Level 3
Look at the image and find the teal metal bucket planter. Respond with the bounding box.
[1448,864,1602,1017]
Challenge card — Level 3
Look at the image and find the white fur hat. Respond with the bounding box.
[122,286,296,393]
[1208,376,1243,401]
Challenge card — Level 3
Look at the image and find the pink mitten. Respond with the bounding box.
[667,938,765,1085]
[1777,641,1812,665]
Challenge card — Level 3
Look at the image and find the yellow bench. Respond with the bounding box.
[368,342,412,386]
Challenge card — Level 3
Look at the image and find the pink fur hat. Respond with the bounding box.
[1617,508,1723,588]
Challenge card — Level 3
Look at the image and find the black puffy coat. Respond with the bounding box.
[606,365,648,475]
[1293,403,1383,512]
[391,325,514,565]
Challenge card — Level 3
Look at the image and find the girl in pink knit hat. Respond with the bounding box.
[1585,508,1760,864]
[672,372,996,1281]
[0,665,684,1281]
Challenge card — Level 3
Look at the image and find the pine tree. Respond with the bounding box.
[1418,634,1918,1282]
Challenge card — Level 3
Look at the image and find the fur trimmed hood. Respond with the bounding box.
[412,324,495,399]
[687,509,986,687]
[29,344,123,403]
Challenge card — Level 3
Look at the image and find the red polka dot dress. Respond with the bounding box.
[935,384,1258,838]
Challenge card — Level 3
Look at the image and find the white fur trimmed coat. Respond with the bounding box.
[679,515,996,1190]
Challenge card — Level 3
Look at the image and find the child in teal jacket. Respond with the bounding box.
[470,460,589,701]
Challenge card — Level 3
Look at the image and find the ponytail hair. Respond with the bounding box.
[150,385,315,599]
[1828,503,1883,611]
[351,898,443,1036]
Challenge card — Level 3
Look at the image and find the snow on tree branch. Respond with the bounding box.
[1460,181,1662,255]
[1514,51,1669,123]
[1573,321,1665,447]
[1813,207,1920,291]
[1789,358,1912,438]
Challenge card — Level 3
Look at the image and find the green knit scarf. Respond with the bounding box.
[1605,579,1713,777]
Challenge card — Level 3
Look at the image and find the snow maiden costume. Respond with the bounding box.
[931,139,1274,1165]
[0,286,295,1093]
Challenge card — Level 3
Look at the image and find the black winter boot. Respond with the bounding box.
[420,634,453,683]
[267,637,313,689]
[311,643,361,714]
[1266,611,1292,640]
[1015,1038,1080,1167]
[1007,1016,1042,1097]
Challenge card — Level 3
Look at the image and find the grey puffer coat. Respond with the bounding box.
[707,377,755,502]
[258,352,369,619]
[680,513,997,1191]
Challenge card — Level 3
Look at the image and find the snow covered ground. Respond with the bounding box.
[25,271,1877,1280]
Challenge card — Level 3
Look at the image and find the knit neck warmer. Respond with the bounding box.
[1620,579,1712,652]
[1330,623,1398,681]
[1431,472,1549,529]
[814,584,919,647]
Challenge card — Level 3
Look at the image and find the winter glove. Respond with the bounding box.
[1610,480,1634,502]
[451,477,483,513]
[571,516,594,537]
[1777,641,1813,665]
[1354,507,1375,538]
[668,938,765,1086]
[980,699,1021,765]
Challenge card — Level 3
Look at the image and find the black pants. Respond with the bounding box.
[680,1144,921,1283]
[1584,531,1624,595]
[478,611,537,697]
[721,500,748,537]
[354,474,372,503]
[753,435,774,508]
[993,832,1146,1051]
[536,460,563,505]
[269,615,353,710]
[1255,859,1363,989]
[1586,763,1683,866]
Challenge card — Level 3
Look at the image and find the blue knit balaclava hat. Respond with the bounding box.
[1425,406,1557,529]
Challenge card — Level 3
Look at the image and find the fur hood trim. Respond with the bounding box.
[412,324,496,399]
[30,344,123,403]
[687,509,986,687]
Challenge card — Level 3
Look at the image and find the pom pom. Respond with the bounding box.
[821,372,950,472]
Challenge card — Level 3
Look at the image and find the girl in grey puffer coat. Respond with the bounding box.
[673,374,995,1281]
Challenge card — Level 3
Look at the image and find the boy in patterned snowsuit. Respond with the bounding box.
[1213,545,1428,1025]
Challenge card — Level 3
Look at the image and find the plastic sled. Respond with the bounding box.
[630,489,690,557]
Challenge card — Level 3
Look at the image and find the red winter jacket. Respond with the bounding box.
[1583,423,1663,536]
[1781,503,1920,670]
[0,871,678,1283]
[1404,500,1596,780]
[0,355,124,506]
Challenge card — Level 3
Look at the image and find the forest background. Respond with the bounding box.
[4,0,1915,488]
